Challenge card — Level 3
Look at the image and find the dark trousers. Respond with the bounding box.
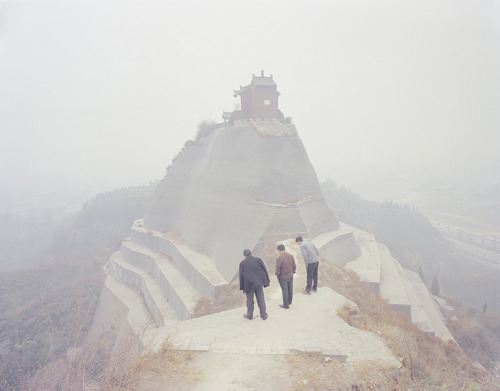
[278,278,293,308]
[245,285,267,319]
[305,261,318,292]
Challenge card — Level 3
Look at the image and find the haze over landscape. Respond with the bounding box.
[1,0,499,206]
[1,2,500,389]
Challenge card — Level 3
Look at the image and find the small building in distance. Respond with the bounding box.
[230,71,288,124]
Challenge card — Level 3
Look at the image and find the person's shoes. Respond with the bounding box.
[243,313,252,320]
[261,315,268,320]
[302,290,311,295]
[279,304,289,309]
[312,289,317,293]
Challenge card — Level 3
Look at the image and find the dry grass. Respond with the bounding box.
[318,259,500,390]
[287,352,400,391]
[102,339,194,391]
[27,326,197,391]
[84,337,195,391]
[442,294,500,373]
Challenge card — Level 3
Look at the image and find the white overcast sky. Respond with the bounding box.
[1,0,499,202]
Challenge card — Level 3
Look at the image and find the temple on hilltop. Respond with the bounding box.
[100,72,457,348]
[104,71,346,324]
[229,70,288,124]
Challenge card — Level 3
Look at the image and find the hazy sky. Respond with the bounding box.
[1,0,499,203]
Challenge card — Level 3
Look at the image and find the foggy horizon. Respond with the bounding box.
[1,0,499,205]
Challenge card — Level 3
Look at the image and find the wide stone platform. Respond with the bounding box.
[103,278,399,366]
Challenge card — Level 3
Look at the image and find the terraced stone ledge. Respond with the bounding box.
[129,219,229,300]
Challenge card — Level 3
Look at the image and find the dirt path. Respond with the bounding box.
[188,353,294,391]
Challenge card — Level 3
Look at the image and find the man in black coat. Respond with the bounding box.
[239,249,270,320]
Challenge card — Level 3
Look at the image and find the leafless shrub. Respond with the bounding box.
[195,119,218,141]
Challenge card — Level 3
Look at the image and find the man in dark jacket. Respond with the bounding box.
[275,244,296,309]
[239,249,270,320]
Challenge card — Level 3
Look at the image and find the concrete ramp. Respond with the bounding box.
[392,261,434,334]
[344,227,383,293]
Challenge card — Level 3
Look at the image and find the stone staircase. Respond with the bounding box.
[378,245,412,317]
[107,218,454,341]
[108,219,229,323]
[242,118,296,137]
[332,223,455,341]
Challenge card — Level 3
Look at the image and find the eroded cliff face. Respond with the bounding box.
[143,120,339,281]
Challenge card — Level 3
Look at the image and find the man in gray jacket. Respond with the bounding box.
[295,236,319,294]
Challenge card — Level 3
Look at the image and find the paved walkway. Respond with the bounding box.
[149,287,400,366]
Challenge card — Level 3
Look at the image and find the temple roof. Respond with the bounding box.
[234,72,279,95]
[252,75,277,86]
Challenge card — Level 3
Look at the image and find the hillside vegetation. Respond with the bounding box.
[0,188,150,390]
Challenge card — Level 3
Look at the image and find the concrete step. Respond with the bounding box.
[392,261,434,334]
[344,226,383,293]
[108,251,181,325]
[120,239,159,275]
[378,245,411,318]
[247,118,296,137]
[129,219,228,300]
[405,269,456,342]
[110,248,199,321]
